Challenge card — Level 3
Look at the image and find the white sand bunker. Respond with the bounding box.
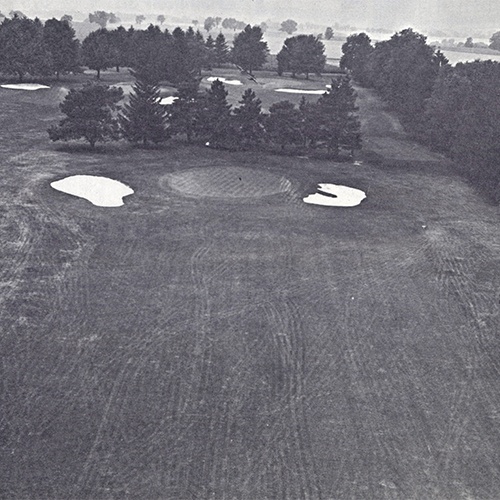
[159,96,178,105]
[207,76,243,86]
[303,183,366,207]
[1,83,50,91]
[166,166,291,199]
[51,175,134,207]
[275,88,326,95]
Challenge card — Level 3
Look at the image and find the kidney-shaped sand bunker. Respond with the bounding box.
[51,175,134,207]
[165,167,292,199]
[304,183,366,207]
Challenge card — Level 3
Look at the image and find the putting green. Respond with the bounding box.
[165,166,292,199]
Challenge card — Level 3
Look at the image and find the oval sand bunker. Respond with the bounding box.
[1,83,50,91]
[304,183,366,207]
[167,167,291,199]
[51,175,134,207]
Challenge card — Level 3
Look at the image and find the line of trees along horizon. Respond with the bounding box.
[340,29,500,203]
[0,14,332,84]
[0,15,270,82]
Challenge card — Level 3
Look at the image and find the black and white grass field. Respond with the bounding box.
[1,68,499,499]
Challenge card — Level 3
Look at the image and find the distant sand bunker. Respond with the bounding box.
[275,88,326,95]
[166,167,291,198]
[51,175,134,207]
[1,83,50,91]
[207,76,243,86]
[304,183,366,207]
[159,96,178,105]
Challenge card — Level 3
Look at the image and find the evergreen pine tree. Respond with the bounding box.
[197,79,232,146]
[214,33,229,66]
[230,88,266,149]
[315,76,361,156]
[120,72,170,146]
[205,35,216,68]
[267,100,303,150]
[168,78,202,142]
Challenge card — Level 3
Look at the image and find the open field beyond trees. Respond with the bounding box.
[1,69,500,499]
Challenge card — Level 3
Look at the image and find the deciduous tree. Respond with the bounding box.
[280,19,298,35]
[464,37,474,48]
[108,26,130,72]
[489,31,500,51]
[204,17,216,32]
[277,34,326,79]
[0,15,52,81]
[366,29,442,130]
[82,28,114,79]
[340,32,373,86]
[88,11,113,28]
[48,82,123,148]
[231,25,268,75]
[43,18,80,79]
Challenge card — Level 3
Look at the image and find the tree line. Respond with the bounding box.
[49,75,361,157]
[0,14,333,83]
[0,15,272,81]
[340,29,500,202]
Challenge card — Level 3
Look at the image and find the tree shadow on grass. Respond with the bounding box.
[52,141,174,156]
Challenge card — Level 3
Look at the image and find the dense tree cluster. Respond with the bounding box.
[0,15,270,82]
[0,15,79,81]
[221,18,246,31]
[49,76,362,158]
[341,28,500,202]
[341,29,446,131]
[425,61,500,201]
[277,35,326,78]
[185,75,361,156]
[88,11,119,28]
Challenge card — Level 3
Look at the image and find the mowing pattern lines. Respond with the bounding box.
[421,223,500,495]
[260,298,322,500]
[167,232,320,498]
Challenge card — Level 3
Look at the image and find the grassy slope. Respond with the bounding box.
[1,70,500,499]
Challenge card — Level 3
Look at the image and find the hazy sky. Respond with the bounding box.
[7,0,500,34]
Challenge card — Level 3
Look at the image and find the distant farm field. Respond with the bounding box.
[1,70,500,499]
